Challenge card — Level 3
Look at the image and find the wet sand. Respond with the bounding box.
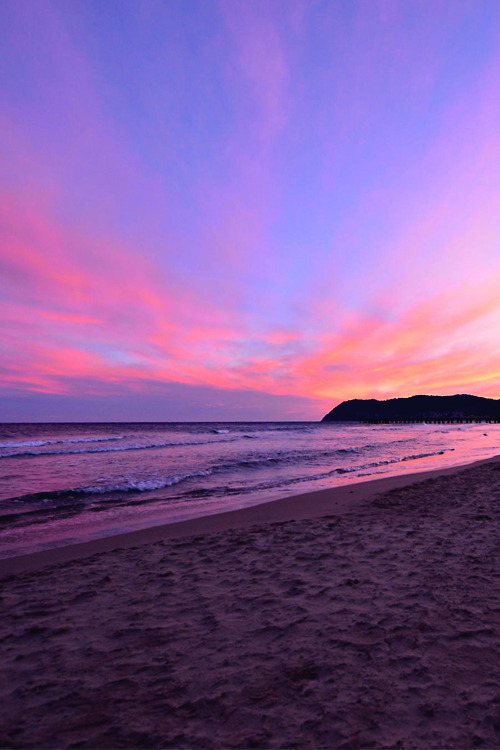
[1,456,500,748]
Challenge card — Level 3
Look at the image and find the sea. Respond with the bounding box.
[0,421,499,559]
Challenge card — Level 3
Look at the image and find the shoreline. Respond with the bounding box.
[2,452,500,747]
[2,452,498,578]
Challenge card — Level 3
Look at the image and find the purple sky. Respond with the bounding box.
[1,0,500,421]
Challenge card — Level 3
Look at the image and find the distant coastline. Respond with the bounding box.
[322,394,500,423]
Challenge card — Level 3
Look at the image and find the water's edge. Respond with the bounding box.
[2,453,498,577]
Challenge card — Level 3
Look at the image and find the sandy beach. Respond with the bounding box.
[2,456,500,749]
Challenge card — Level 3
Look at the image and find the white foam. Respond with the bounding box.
[0,435,242,459]
[0,435,126,449]
[82,469,213,495]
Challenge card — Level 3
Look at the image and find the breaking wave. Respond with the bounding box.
[0,435,127,450]
[6,469,215,506]
[0,435,242,459]
[4,448,451,508]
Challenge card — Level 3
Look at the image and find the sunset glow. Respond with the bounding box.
[1,0,499,420]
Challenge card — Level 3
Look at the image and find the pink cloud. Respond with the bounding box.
[1,176,499,414]
[293,272,500,408]
[2,2,500,419]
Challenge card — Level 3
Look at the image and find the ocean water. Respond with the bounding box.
[0,421,499,558]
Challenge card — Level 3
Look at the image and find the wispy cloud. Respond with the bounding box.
[1,1,499,419]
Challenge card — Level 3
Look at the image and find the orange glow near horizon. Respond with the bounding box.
[1,2,499,420]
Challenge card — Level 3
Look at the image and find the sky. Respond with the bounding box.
[1,0,500,422]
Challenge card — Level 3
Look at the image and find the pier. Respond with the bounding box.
[363,418,500,424]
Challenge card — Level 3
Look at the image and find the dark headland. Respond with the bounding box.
[322,393,500,423]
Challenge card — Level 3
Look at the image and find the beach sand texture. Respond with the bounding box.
[1,459,500,749]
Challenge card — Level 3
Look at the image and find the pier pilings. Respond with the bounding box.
[362,418,499,424]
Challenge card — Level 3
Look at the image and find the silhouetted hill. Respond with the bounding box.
[322,394,500,422]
